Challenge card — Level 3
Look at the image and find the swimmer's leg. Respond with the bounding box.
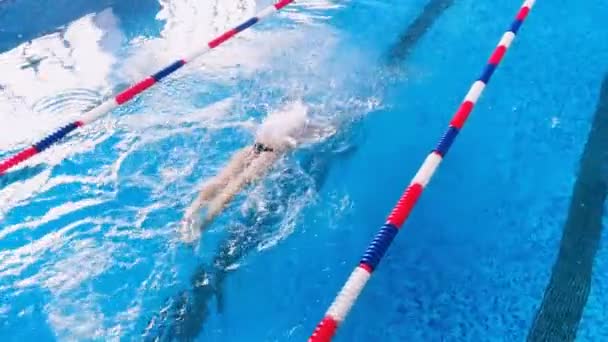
[200,151,279,228]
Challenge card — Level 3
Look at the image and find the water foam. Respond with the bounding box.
[0,0,372,339]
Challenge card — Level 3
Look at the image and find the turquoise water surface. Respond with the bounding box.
[1,0,608,341]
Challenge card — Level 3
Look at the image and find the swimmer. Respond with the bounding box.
[180,100,333,242]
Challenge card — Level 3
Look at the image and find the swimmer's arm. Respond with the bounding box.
[179,147,253,243]
[202,151,278,226]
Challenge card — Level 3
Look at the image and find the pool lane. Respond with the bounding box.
[528,73,608,342]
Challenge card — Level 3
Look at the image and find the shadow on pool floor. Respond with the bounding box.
[528,73,608,341]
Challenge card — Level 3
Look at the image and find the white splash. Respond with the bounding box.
[121,97,236,131]
[282,0,343,24]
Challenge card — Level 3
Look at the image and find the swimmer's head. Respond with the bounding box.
[255,100,309,149]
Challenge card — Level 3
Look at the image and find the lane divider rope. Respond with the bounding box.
[308,0,536,340]
[0,0,295,175]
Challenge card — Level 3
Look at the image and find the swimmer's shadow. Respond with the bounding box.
[143,262,228,341]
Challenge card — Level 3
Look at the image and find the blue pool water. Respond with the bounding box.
[1,0,608,340]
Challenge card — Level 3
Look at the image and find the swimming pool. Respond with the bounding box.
[1,0,608,341]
